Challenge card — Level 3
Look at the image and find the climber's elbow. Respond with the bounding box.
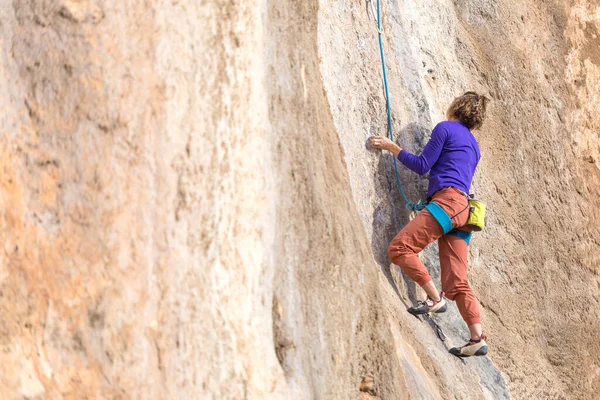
[399,153,430,175]
[414,160,430,175]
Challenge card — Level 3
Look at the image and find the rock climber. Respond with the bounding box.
[369,92,489,357]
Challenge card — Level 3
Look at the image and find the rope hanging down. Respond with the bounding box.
[375,0,426,211]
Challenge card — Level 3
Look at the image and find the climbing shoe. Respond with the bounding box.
[449,334,488,357]
[407,292,447,316]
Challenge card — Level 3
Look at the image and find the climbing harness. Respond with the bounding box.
[448,229,472,245]
[426,194,485,243]
[425,194,473,244]
[373,0,427,211]
[425,202,454,234]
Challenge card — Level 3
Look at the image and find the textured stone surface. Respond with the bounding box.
[0,0,598,399]
[319,1,600,398]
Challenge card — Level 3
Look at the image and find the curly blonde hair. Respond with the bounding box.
[446,92,489,130]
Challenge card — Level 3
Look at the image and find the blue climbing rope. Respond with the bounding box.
[375,0,426,211]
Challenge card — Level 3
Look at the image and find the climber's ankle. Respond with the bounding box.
[422,281,441,301]
[468,323,483,340]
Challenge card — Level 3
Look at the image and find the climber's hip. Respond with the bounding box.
[425,187,470,233]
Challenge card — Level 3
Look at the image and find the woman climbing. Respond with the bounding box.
[369,92,489,357]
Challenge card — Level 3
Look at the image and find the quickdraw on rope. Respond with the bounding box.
[374,0,427,211]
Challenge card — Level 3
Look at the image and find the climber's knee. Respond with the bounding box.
[387,241,397,261]
[387,236,411,264]
[442,279,472,300]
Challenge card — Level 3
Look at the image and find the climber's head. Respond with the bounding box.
[446,92,489,130]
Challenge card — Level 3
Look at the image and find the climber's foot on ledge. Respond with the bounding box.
[407,292,447,316]
[449,334,488,357]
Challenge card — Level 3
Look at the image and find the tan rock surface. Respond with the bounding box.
[0,0,598,399]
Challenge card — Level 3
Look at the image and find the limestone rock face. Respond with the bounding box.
[0,0,598,399]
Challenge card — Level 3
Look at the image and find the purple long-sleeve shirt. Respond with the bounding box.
[397,121,480,199]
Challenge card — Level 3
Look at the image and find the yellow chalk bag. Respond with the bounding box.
[467,199,486,231]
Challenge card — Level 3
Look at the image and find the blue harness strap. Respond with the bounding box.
[448,229,472,245]
[424,202,472,244]
[425,202,453,234]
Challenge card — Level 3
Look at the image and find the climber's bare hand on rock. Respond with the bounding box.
[369,135,392,150]
[369,136,401,157]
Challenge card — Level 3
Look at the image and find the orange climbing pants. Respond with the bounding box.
[387,187,481,326]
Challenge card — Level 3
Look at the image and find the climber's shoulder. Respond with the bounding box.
[435,120,465,130]
[431,121,453,140]
[433,120,473,139]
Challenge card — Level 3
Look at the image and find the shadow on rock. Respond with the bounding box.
[367,123,430,309]
[368,144,411,308]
